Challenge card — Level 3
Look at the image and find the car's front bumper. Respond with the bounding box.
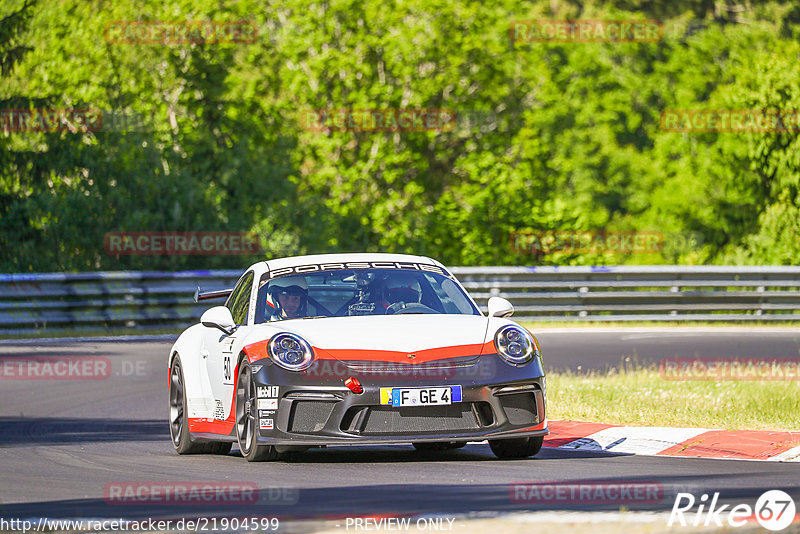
[247,353,547,446]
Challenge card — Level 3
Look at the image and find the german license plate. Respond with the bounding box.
[381,385,462,407]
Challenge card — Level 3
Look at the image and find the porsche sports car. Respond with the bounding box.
[168,253,547,461]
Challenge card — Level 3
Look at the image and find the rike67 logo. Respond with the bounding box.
[669,490,796,531]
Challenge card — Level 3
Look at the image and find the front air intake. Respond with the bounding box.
[287,401,335,433]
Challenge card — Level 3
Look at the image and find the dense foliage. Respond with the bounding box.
[1,0,799,271]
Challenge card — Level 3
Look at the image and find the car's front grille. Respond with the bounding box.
[342,404,482,435]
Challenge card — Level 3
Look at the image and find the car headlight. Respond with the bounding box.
[268,333,314,371]
[494,325,536,364]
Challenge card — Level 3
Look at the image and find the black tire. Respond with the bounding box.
[169,356,211,454]
[413,441,468,452]
[236,361,279,462]
[489,436,544,459]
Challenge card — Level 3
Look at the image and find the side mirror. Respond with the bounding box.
[201,306,236,335]
[487,296,514,318]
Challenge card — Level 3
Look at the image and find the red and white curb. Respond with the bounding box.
[545,421,800,461]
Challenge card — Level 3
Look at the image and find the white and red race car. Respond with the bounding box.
[168,253,547,461]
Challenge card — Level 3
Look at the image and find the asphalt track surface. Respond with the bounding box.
[1,329,799,522]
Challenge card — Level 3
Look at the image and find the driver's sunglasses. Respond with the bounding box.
[386,288,419,302]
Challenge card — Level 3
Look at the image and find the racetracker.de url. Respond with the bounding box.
[0,517,279,533]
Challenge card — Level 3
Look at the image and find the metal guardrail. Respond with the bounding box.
[1,266,799,334]
[0,270,243,335]
[452,265,800,322]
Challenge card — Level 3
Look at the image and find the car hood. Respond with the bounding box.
[247,314,493,364]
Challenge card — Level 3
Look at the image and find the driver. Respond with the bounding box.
[266,276,308,320]
[381,273,422,312]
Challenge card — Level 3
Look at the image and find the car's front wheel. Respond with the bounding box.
[489,436,544,459]
[236,360,279,462]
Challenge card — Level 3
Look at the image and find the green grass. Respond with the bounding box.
[547,365,800,431]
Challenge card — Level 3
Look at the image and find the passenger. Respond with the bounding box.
[380,273,422,312]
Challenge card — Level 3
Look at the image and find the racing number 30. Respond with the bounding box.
[224,356,231,382]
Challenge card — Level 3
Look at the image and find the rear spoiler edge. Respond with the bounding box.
[194,287,233,303]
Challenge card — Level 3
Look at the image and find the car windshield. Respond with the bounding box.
[254,268,479,323]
